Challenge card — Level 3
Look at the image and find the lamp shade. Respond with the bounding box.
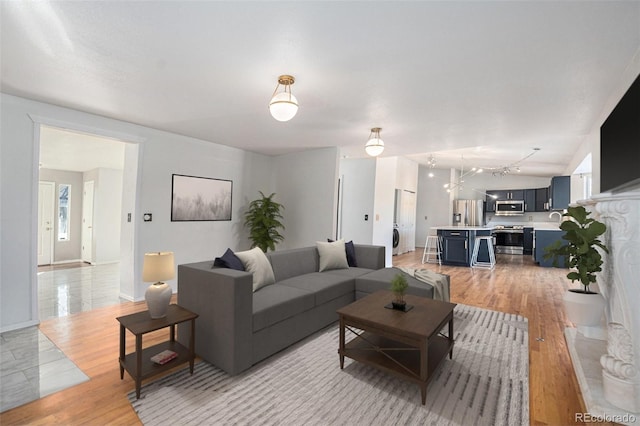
[269,92,299,122]
[142,252,175,283]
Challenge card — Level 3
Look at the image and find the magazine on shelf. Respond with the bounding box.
[150,349,178,365]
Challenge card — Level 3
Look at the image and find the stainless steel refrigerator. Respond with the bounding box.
[453,199,485,226]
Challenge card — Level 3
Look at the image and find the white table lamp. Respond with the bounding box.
[142,252,175,318]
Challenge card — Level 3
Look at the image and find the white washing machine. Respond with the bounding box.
[392,224,400,255]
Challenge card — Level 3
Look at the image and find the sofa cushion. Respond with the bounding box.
[277,272,355,306]
[316,240,349,272]
[235,247,276,292]
[252,284,315,332]
[355,267,434,299]
[328,239,358,267]
[267,247,319,282]
[322,267,375,279]
[213,248,245,271]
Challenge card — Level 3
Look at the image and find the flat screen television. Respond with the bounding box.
[600,73,640,193]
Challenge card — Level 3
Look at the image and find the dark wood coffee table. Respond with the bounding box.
[337,290,456,405]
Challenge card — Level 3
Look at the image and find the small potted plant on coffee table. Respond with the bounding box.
[390,273,409,310]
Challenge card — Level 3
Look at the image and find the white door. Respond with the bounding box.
[38,181,55,265]
[400,190,417,253]
[82,180,95,264]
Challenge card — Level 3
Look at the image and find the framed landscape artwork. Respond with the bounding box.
[171,174,232,221]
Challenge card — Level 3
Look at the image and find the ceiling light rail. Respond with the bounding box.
[443,155,483,192]
[429,155,496,199]
[488,148,540,176]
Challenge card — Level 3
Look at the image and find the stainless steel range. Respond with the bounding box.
[492,225,524,255]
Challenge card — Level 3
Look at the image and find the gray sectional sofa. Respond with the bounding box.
[177,244,445,375]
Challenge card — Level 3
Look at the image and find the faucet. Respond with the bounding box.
[549,211,562,223]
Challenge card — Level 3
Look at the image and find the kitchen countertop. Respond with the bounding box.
[430,226,494,231]
[529,223,562,230]
[431,222,563,231]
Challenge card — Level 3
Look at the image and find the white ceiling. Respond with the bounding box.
[2,1,639,176]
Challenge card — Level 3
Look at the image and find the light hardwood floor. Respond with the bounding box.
[1,252,607,425]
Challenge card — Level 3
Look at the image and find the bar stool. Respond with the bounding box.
[422,234,442,265]
[470,235,496,269]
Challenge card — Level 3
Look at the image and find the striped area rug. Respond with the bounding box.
[129,304,529,426]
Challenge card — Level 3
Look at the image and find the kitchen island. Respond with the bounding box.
[534,228,565,267]
[430,226,494,267]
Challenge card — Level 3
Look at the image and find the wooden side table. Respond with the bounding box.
[116,304,198,399]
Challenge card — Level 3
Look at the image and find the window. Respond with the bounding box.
[58,184,70,241]
[582,173,593,199]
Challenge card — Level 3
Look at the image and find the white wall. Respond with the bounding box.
[1,95,42,330]
[120,143,139,300]
[372,157,398,266]
[340,156,420,255]
[338,158,376,244]
[0,94,274,332]
[396,156,419,192]
[274,147,339,249]
[416,167,452,247]
[83,168,123,264]
[133,136,274,302]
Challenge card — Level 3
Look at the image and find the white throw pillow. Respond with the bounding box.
[316,240,349,272]
[235,247,276,292]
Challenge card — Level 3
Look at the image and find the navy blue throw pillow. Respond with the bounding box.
[327,239,358,267]
[213,248,245,271]
[345,241,358,267]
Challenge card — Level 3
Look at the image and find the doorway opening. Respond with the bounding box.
[36,124,138,319]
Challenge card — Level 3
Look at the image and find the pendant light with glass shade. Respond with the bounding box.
[269,75,298,122]
[365,127,385,157]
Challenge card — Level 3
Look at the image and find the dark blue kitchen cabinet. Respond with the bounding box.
[535,229,565,267]
[487,189,528,212]
[525,188,549,212]
[523,227,534,255]
[507,189,525,200]
[438,229,493,266]
[524,189,535,212]
[535,187,549,211]
[439,229,469,265]
[550,176,570,210]
[485,190,507,212]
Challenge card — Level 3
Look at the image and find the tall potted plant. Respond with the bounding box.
[543,205,608,332]
[244,191,285,252]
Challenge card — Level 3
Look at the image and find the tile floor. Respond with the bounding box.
[38,262,125,321]
[0,263,124,412]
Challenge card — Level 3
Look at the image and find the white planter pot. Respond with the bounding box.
[563,289,606,339]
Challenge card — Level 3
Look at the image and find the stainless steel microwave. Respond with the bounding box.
[495,200,525,216]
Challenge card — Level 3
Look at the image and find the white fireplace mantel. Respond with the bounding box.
[566,189,640,423]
